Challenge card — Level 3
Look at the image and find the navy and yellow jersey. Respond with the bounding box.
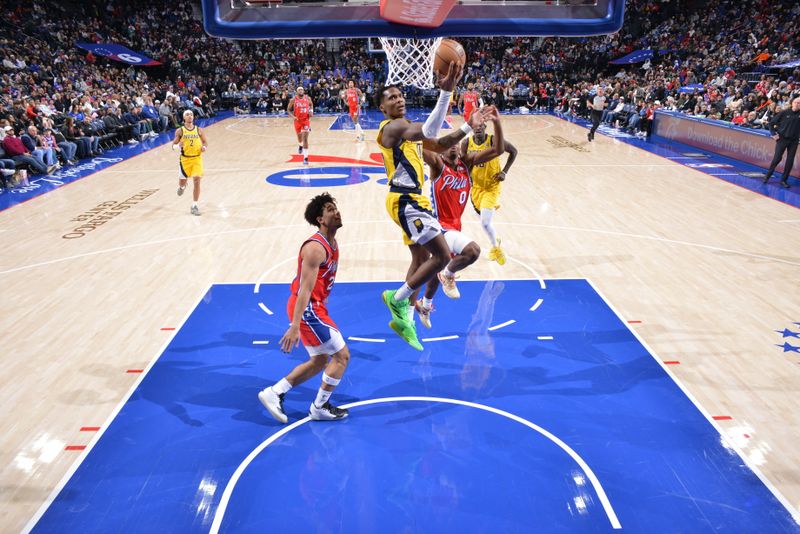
[467,134,501,189]
[180,125,202,158]
[377,119,425,193]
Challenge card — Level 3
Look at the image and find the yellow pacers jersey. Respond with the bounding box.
[467,134,501,190]
[180,126,202,158]
[377,119,425,192]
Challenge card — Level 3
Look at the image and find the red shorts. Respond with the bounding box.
[464,108,474,122]
[349,106,359,120]
[287,297,339,348]
[294,119,310,134]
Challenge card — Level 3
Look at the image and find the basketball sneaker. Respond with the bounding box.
[438,272,460,299]
[177,185,185,196]
[303,157,309,166]
[258,387,288,424]
[309,401,349,421]
[298,145,303,154]
[389,320,423,351]
[488,238,506,265]
[415,299,433,328]
[191,205,201,216]
[382,289,409,325]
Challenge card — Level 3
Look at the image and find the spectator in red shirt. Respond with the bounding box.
[1,126,52,174]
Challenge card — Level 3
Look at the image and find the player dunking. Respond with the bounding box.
[344,80,365,142]
[172,110,207,216]
[375,63,493,350]
[288,87,313,165]
[462,120,517,264]
[414,110,505,328]
[458,82,482,122]
[259,193,349,423]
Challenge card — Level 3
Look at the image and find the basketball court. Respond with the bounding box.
[2,0,800,531]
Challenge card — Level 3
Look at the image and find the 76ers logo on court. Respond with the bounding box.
[266,154,388,188]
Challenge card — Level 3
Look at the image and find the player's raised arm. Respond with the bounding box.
[423,148,444,178]
[379,62,473,150]
[463,108,504,168]
[422,106,495,153]
[280,241,327,353]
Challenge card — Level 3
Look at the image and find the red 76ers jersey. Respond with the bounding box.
[294,96,311,121]
[290,232,338,303]
[347,88,359,108]
[430,159,471,232]
[464,91,479,113]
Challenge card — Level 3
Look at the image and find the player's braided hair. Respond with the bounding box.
[304,192,336,228]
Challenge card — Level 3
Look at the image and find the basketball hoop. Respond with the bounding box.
[379,37,442,89]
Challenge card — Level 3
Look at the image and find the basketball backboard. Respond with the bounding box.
[201,0,625,39]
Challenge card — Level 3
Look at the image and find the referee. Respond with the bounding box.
[586,86,607,142]
[763,96,800,188]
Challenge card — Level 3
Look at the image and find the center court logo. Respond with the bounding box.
[266,154,388,187]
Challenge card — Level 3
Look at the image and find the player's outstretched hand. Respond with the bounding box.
[467,105,494,128]
[279,324,301,353]
[172,144,179,151]
[437,61,463,93]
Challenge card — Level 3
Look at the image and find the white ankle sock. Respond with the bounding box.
[314,387,332,408]
[272,378,292,395]
[394,283,412,301]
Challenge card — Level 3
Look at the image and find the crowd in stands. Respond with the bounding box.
[2,0,800,189]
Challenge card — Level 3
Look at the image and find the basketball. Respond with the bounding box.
[433,39,466,77]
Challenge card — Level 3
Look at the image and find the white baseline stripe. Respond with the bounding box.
[537,336,554,340]
[22,285,212,534]
[252,341,269,345]
[348,337,386,343]
[488,320,516,331]
[585,278,800,525]
[209,396,622,533]
[421,335,459,342]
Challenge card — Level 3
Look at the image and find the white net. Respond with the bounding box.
[378,37,443,89]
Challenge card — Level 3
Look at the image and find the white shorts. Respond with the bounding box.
[444,230,472,255]
[303,327,346,357]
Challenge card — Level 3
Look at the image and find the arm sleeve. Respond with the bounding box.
[421,90,453,139]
